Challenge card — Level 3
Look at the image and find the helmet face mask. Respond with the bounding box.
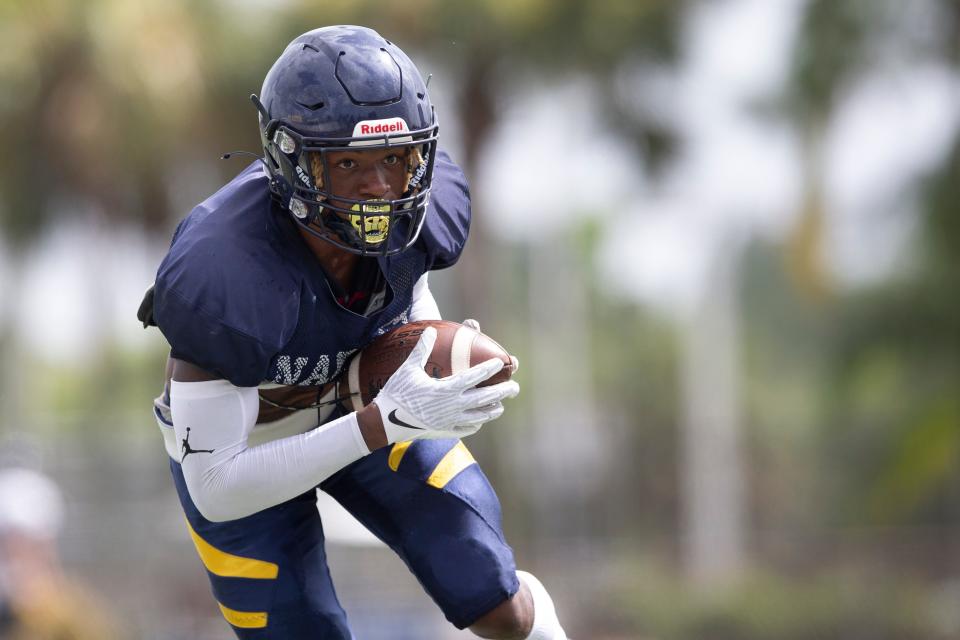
[255,26,439,257]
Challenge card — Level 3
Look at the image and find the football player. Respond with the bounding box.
[139,25,568,639]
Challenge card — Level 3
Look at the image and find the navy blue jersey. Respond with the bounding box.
[153,151,470,388]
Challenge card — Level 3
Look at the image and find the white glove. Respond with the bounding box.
[374,327,520,443]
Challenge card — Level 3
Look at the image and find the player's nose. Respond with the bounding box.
[358,164,391,199]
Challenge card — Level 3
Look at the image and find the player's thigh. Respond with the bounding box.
[322,438,520,630]
[169,459,351,639]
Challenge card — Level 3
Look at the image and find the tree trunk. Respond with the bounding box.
[680,243,747,588]
[451,52,497,319]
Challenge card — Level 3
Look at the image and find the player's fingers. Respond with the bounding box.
[405,327,437,369]
[509,355,519,373]
[489,379,520,400]
[463,318,481,332]
[450,357,504,390]
[474,402,505,420]
[462,381,519,408]
[460,402,505,426]
[451,423,482,438]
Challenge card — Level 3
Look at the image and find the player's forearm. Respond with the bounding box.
[195,413,369,521]
[170,379,372,522]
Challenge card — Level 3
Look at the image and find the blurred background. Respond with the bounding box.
[0,0,958,637]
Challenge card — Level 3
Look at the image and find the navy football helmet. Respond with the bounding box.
[253,26,439,256]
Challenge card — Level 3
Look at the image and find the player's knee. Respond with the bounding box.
[468,583,534,639]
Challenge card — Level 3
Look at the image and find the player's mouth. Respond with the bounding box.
[349,202,390,245]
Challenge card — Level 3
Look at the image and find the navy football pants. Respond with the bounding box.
[170,438,519,638]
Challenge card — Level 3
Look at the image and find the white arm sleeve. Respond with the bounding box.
[170,379,369,522]
[409,272,441,321]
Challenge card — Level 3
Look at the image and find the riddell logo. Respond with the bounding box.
[353,118,409,137]
[295,165,312,188]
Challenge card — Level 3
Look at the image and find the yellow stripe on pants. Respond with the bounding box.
[388,440,413,471]
[185,519,279,579]
[426,441,476,489]
[184,520,276,629]
[218,603,268,629]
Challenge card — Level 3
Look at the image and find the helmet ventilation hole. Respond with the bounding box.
[296,100,325,111]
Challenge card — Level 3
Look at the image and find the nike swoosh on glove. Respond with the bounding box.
[373,327,520,443]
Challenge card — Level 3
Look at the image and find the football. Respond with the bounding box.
[337,320,516,411]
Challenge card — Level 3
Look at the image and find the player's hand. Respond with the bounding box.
[463,318,520,373]
[373,327,520,443]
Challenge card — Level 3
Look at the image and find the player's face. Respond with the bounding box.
[310,147,412,248]
[321,147,410,206]
[311,147,420,249]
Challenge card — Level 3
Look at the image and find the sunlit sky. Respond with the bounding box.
[4,0,959,362]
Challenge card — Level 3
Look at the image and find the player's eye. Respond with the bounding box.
[383,154,400,166]
[336,158,358,170]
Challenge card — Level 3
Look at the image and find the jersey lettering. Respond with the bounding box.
[273,356,309,385]
[269,350,356,386]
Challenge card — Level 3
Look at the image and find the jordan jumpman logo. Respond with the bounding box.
[181,427,215,461]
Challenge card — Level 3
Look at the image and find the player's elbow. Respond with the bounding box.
[192,494,242,523]
[183,469,253,523]
[190,489,256,523]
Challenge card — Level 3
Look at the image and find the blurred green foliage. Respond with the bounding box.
[0,0,688,249]
[616,560,945,640]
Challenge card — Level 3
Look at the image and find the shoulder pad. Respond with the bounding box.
[418,150,471,270]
